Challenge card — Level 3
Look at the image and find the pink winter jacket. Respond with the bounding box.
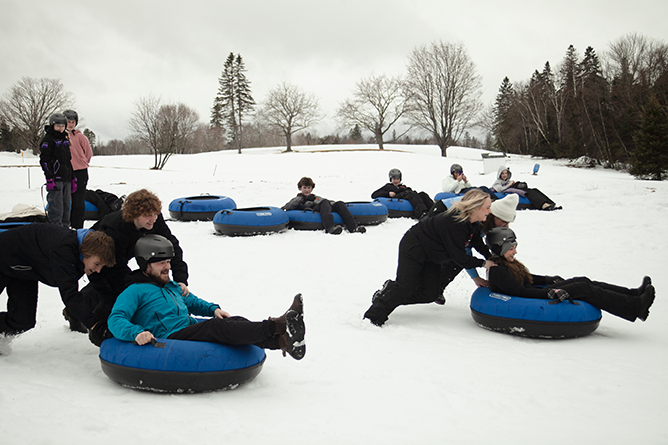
[68,130,93,171]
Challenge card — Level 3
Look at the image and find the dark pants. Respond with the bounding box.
[168,316,281,349]
[0,275,39,335]
[70,169,89,229]
[552,277,641,321]
[364,229,444,324]
[404,191,434,218]
[525,188,555,210]
[319,200,358,232]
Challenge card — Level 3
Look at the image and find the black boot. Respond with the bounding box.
[638,285,655,322]
[63,308,88,333]
[273,294,305,360]
[634,276,652,296]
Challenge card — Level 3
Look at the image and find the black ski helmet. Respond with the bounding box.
[135,234,174,271]
[63,109,78,125]
[486,227,517,257]
[450,163,463,175]
[49,113,67,126]
[388,168,402,180]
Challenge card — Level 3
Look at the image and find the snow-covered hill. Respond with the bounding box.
[1,145,666,444]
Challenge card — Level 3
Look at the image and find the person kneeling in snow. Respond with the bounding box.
[107,235,306,360]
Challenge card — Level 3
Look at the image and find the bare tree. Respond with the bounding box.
[336,74,411,150]
[129,95,200,169]
[405,41,483,156]
[260,82,321,152]
[0,77,74,154]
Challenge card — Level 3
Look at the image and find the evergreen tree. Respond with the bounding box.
[630,95,668,180]
[83,128,97,151]
[0,119,20,152]
[212,53,255,153]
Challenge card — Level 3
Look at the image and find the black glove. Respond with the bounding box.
[549,276,564,284]
[88,321,113,347]
[547,288,570,302]
[304,194,316,202]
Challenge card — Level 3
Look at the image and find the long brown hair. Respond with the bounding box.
[446,189,489,222]
[491,256,533,285]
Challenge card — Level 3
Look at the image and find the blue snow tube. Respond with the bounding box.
[342,201,388,226]
[285,209,343,231]
[213,206,289,236]
[470,287,602,339]
[83,200,101,221]
[373,197,414,218]
[100,337,266,393]
[169,195,236,221]
[433,191,532,209]
[0,222,34,232]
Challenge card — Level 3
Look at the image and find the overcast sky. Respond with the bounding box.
[2,0,667,143]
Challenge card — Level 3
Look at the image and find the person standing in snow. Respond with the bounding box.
[0,224,115,351]
[282,176,366,235]
[364,189,495,327]
[39,113,74,227]
[107,235,306,360]
[73,189,189,346]
[64,110,93,229]
[490,165,560,211]
[485,227,655,322]
[371,168,434,219]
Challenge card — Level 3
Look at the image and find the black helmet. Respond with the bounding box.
[63,109,78,125]
[135,235,174,270]
[450,163,463,175]
[388,168,402,180]
[486,227,517,257]
[49,113,67,126]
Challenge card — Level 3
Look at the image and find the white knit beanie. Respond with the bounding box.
[490,194,519,222]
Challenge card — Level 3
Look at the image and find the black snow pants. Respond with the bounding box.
[168,316,281,349]
[319,200,358,232]
[364,229,445,325]
[525,188,555,210]
[550,277,641,322]
[0,274,39,335]
[70,168,89,229]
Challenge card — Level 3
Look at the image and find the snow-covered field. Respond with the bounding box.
[1,144,666,444]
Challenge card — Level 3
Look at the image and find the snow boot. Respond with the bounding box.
[638,285,656,322]
[63,308,88,334]
[273,294,305,360]
[352,226,366,234]
[635,276,652,296]
[372,279,395,303]
[326,225,343,235]
[434,294,446,305]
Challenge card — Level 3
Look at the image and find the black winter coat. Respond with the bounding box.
[90,211,188,311]
[371,183,414,199]
[39,126,73,182]
[0,224,96,327]
[414,211,490,269]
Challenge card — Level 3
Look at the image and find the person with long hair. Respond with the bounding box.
[364,189,495,327]
[485,227,655,322]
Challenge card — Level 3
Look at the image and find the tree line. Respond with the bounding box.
[492,33,668,179]
[1,34,666,178]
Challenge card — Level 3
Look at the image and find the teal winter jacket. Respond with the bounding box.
[108,271,219,342]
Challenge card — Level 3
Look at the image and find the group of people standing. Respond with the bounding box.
[38,111,93,229]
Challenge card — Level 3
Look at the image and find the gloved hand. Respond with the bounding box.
[46,178,58,191]
[304,194,316,202]
[549,275,564,284]
[547,288,570,302]
[71,177,77,194]
[88,321,113,347]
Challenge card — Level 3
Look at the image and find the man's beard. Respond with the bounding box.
[146,265,170,285]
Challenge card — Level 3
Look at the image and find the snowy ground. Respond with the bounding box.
[1,144,666,444]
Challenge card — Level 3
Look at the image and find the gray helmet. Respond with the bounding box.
[49,113,67,126]
[388,168,402,180]
[486,227,517,257]
[135,235,174,270]
[63,109,78,125]
[450,164,463,175]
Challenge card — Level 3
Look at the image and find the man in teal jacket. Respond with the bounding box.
[107,235,305,360]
